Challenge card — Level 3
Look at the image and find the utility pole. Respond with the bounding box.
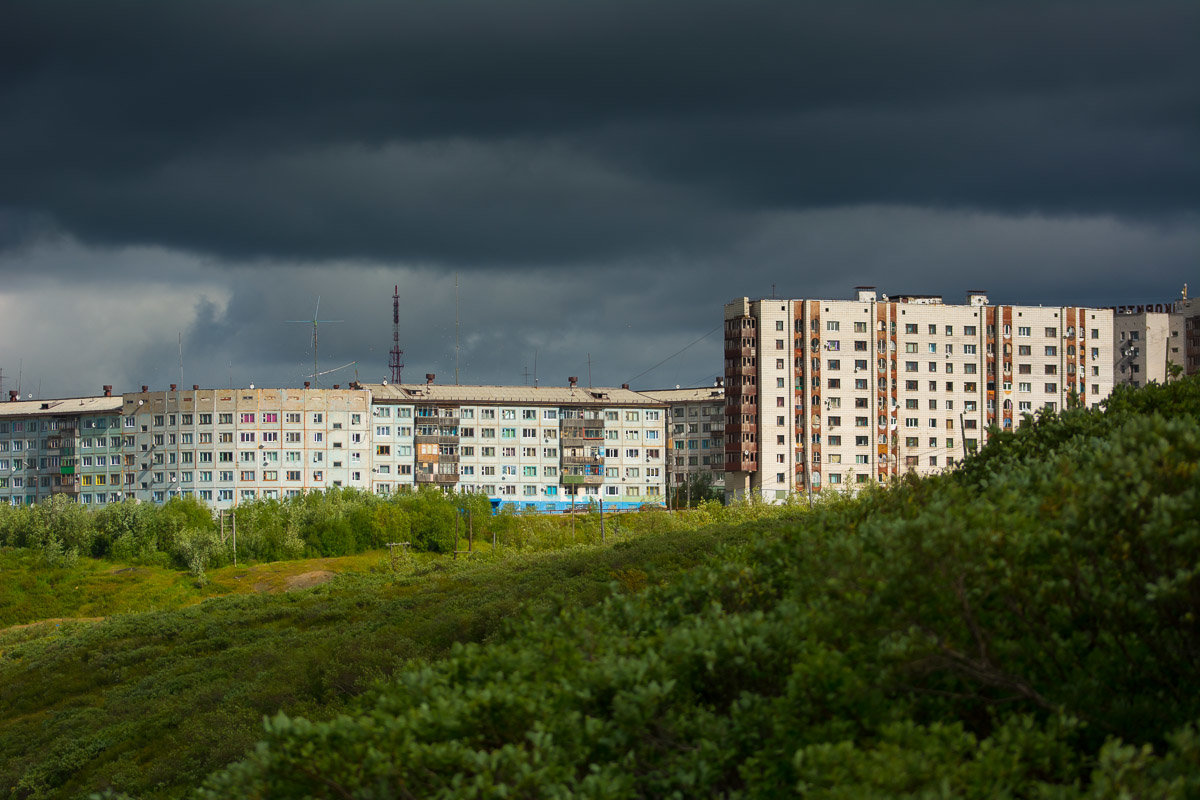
[959,412,969,461]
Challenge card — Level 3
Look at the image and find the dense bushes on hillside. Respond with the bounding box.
[200,378,1200,798]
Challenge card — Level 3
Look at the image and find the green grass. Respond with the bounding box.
[0,514,775,799]
[0,548,414,630]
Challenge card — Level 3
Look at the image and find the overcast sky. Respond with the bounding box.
[2,1,1197,399]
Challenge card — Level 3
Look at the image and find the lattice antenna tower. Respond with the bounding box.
[389,285,405,384]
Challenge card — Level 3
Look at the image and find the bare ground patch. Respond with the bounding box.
[284,570,336,592]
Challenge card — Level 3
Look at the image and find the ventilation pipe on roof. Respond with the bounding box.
[103,385,113,397]
[568,376,578,387]
[426,373,435,385]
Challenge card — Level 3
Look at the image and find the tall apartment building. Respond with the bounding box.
[1112,291,1199,386]
[0,389,124,507]
[640,384,726,500]
[724,288,1115,502]
[365,379,667,511]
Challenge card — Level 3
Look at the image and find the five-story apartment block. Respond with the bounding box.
[0,389,124,507]
[367,378,666,511]
[119,385,372,507]
[641,384,726,499]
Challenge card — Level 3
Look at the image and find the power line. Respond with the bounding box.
[625,324,721,386]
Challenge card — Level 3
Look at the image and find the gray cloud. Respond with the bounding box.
[0,1,1196,398]
[2,1,1197,265]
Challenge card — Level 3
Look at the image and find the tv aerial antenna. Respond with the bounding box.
[287,297,343,388]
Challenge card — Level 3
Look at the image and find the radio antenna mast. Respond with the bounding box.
[287,297,342,388]
[455,272,460,385]
[389,285,404,384]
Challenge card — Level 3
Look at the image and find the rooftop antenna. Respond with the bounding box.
[587,353,592,388]
[454,272,460,385]
[522,365,531,385]
[534,348,538,388]
[389,285,404,384]
[178,331,184,388]
[287,296,342,389]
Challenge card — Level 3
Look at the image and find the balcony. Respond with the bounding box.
[562,455,604,467]
[415,472,459,484]
[414,413,460,426]
[414,434,460,445]
[561,474,604,485]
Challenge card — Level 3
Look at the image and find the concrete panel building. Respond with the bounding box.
[1112,290,1199,387]
[724,288,1115,502]
[640,383,726,502]
[365,378,668,511]
[0,390,124,507]
[119,385,373,507]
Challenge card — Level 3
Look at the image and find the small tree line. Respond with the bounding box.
[0,487,796,582]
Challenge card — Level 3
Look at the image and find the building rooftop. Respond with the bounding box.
[0,395,124,419]
[640,387,725,403]
[364,383,666,407]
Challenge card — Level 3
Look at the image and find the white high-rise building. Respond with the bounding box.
[724,288,1115,502]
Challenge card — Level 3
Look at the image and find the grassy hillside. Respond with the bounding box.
[0,518,765,799]
[199,378,1200,798]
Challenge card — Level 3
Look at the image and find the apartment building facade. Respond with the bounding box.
[366,380,668,511]
[0,390,124,507]
[1112,292,1199,386]
[724,288,1114,502]
[119,385,373,507]
[640,384,726,501]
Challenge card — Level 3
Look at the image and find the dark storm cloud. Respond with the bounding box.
[2,1,1197,265]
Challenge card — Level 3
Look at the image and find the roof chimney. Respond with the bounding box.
[621,383,630,390]
[141,385,148,393]
[333,384,340,389]
[170,384,177,391]
[8,390,17,402]
[103,385,112,397]
[425,373,435,385]
[304,381,311,389]
[193,385,200,390]
[568,376,578,387]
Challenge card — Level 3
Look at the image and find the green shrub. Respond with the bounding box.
[199,377,1200,798]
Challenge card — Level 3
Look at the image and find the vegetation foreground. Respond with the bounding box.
[0,377,1197,797]
[201,378,1200,798]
